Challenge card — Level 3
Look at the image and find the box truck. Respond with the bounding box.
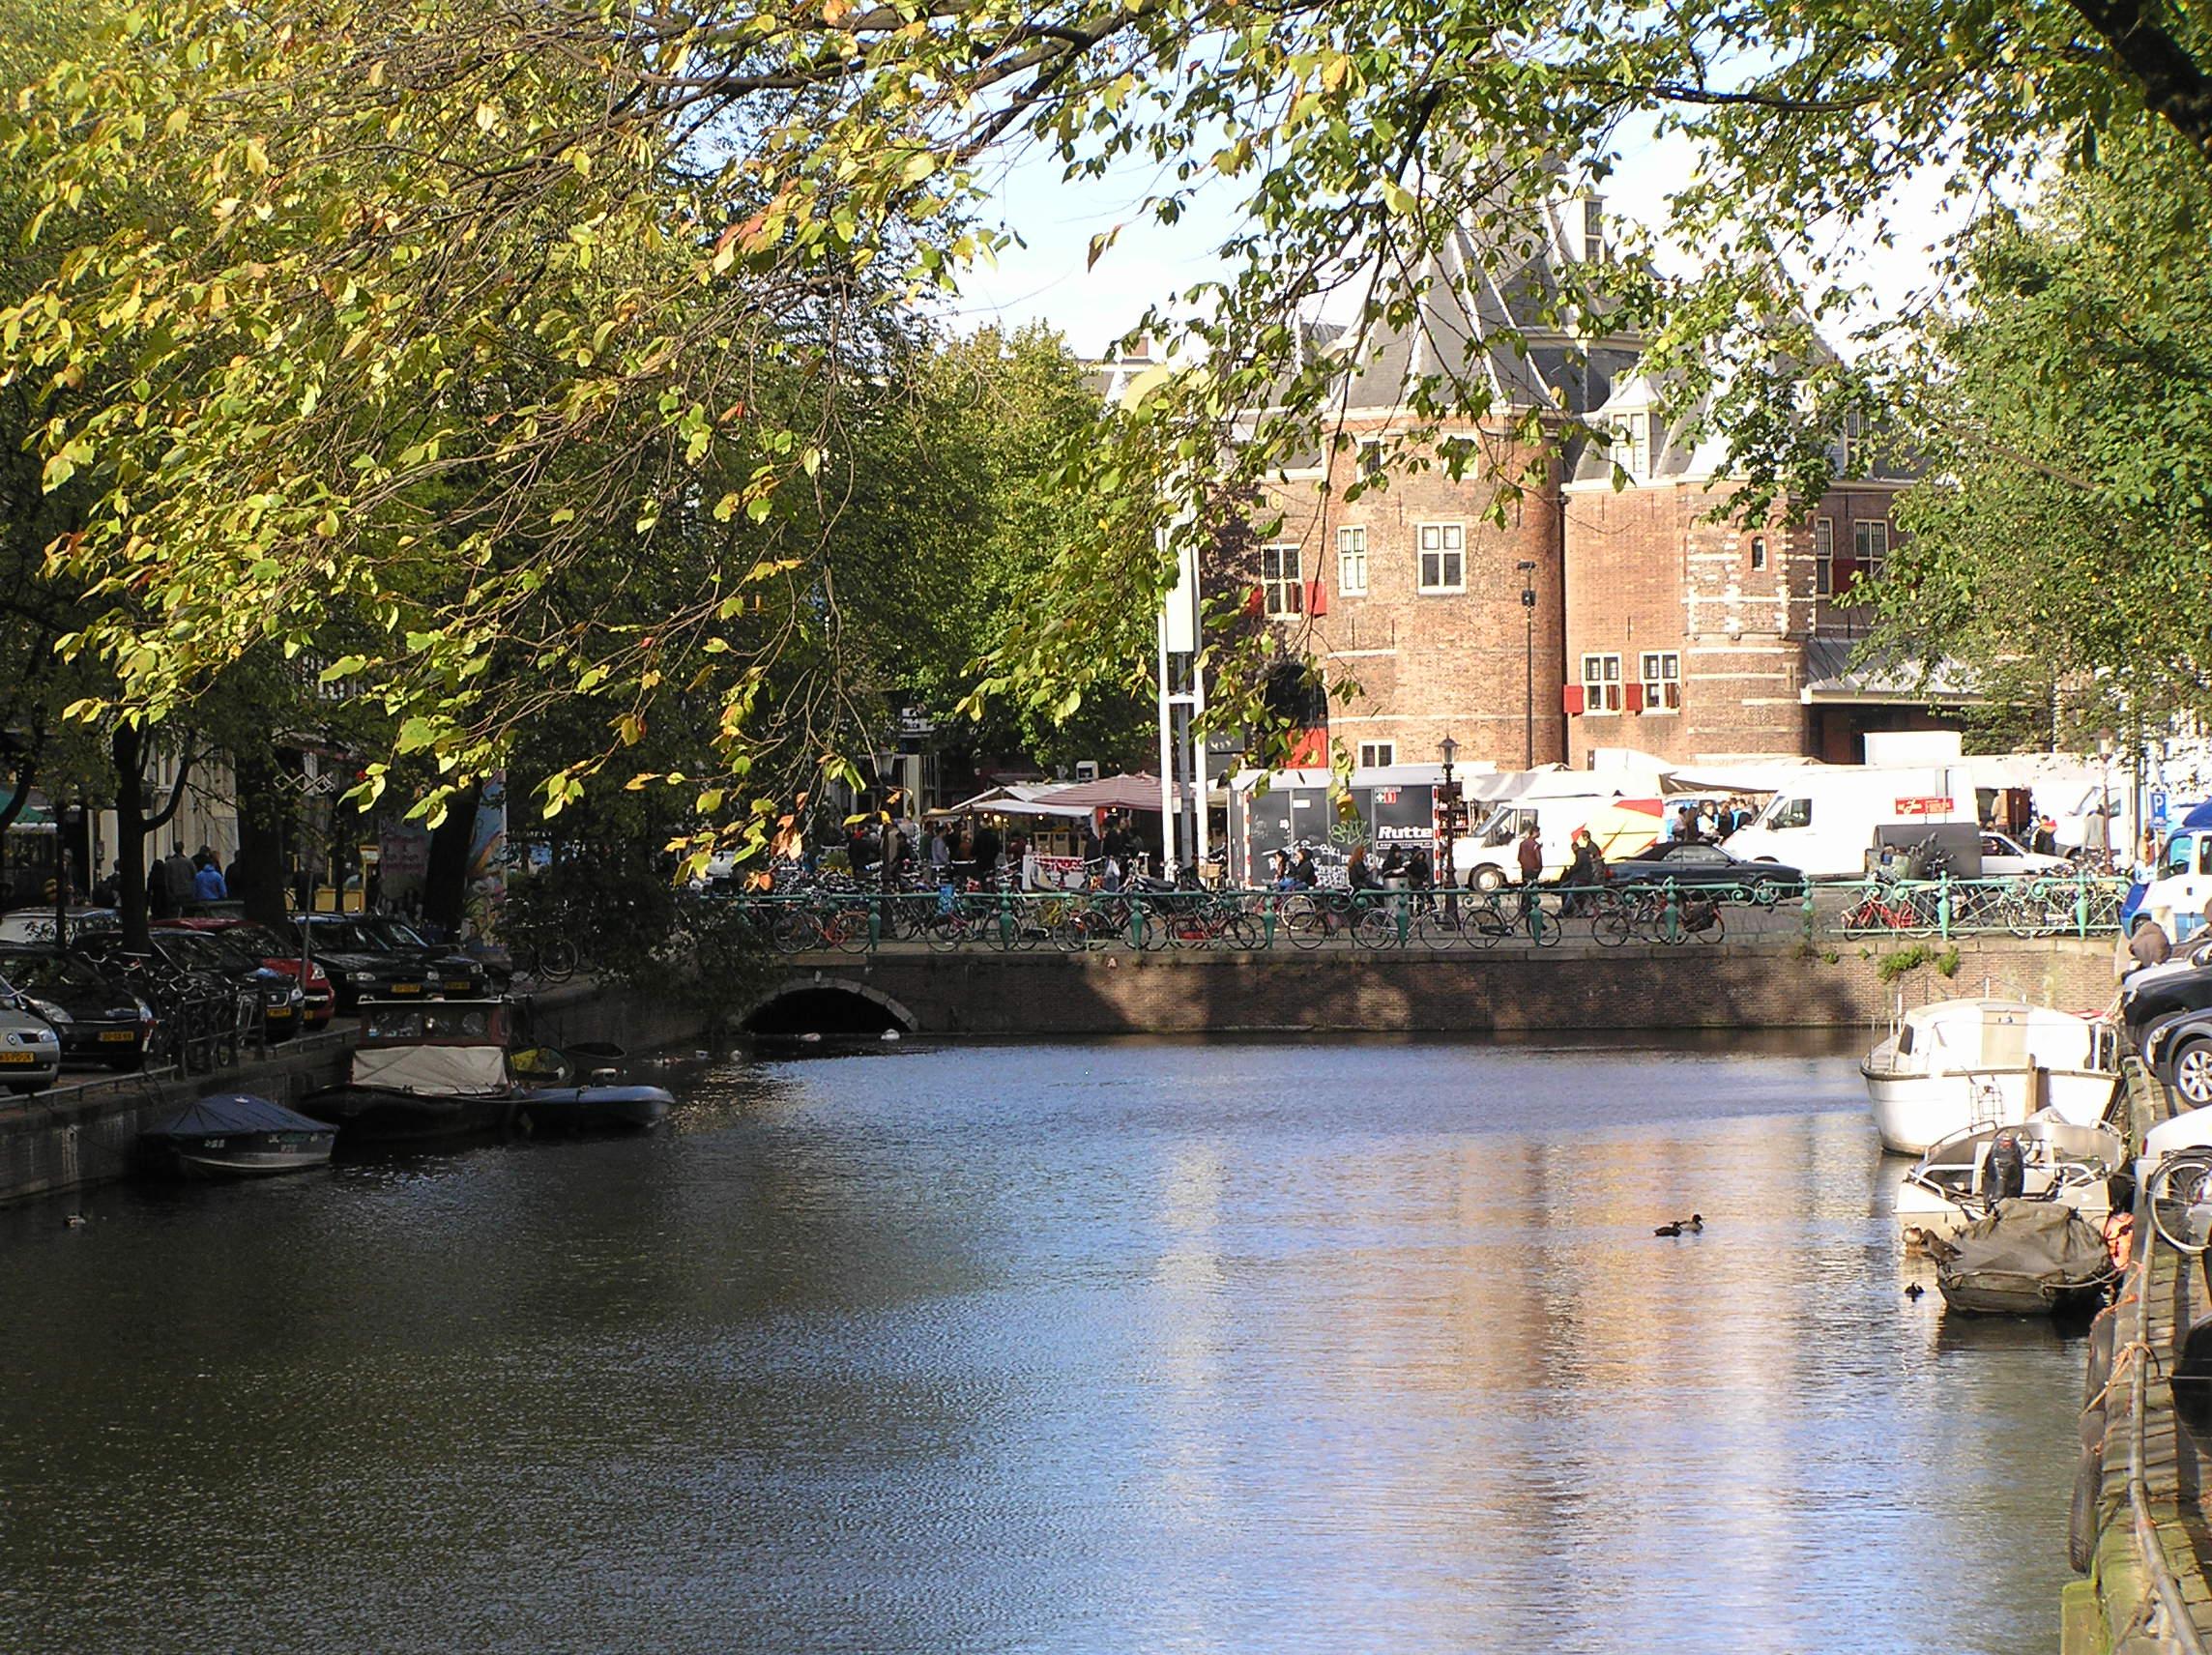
[1722,766,1978,880]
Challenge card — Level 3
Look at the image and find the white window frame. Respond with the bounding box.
[1357,741,1395,769]
[1853,519,1888,583]
[1582,652,1623,714]
[1814,517,1834,596]
[1640,651,1681,712]
[1416,523,1466,594]
[1336,525,1368,596]
[1261,543,1303,618]
[1749,535,1767,571]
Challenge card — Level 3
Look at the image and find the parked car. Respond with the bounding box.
[1977,830,2073,879]
[2142,1007,2212,1103]
[1607,842,1809,904]
[290,916,441,1014]
[0,944,156,1071]
[352,916,490,1000]
[0,906,120,945]
[2120,961,2212,1050]
[71,935,252,1071]
[0,983,64,1094]
[139,929,305,1043]
[156,917,336,1031]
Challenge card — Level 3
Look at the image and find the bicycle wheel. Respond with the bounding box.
[1597,909,1640,947]
[1284,896,1330,949]
[924,910,968,952]
[1221,913,1263,950]
[1685,902,1726,944]
[1353,905,1401,949]
[1413,907,1463,950]
[539,935,582,980]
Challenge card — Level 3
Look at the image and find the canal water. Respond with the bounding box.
[0,1037,2081,1654]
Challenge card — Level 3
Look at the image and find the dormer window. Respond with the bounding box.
[1583,197,1603,264]
[1621,409,1658,478]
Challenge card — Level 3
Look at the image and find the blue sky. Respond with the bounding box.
[942,126,1973,359]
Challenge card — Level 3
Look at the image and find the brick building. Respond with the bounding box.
[1242,194,1965,773]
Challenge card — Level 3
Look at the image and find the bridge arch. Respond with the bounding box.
[740,973,918,1036]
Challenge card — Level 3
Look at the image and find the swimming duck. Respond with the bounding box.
[1685,1214,1704,1233]
[1654,1221,1684,1237]
[1905,1282,1925,1301]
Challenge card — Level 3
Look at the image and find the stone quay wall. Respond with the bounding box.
[0,980,713,1207]
[774,936,2119,1037]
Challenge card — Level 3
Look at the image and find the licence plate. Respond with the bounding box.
[391,983,422,995]
[268,1005,293,1019]
[444,979,474,992]
[0,1052,31,1064]
[99,1031,136,1043]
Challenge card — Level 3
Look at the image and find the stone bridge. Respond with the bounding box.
[737,936,2120,1038]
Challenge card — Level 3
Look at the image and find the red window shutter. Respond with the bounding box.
[1244,584,1265,617]
[1562,683,1586,715]
[1306,577,1327,616]
[1624,682,1645,713]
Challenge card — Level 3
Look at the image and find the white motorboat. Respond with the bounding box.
[1895,1111,2126,1241]
[1861,998,2118,1155]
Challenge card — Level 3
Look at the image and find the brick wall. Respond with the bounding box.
[1259,426,1566,771]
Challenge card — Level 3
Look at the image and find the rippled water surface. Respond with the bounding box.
[0,1037,2081,1654]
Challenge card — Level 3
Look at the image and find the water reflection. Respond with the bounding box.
[0,1037,2077,1655]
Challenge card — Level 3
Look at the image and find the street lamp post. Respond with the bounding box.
[2098,728,2117,867]
[1518,561,1538,769]
[1437,734,1461,912]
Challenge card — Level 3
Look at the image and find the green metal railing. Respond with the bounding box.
[710,872,2128,953]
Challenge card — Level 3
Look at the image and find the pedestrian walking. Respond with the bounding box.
[191,853,228,903]
[1517,824,1544,885]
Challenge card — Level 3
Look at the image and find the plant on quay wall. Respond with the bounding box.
[5,0,2212,855]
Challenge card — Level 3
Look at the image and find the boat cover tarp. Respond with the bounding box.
[1942,1199,2112,1288]
[145,1092,332,1139]
[351,1044,509,1095]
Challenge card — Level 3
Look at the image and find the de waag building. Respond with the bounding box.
[1234,191,1969,775]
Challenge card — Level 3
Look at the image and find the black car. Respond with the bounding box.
[2120,961,2212,1049]
[0,944,155,1070]
[72,934,254,1069]
[291,916,442,1013]
[142,929,305,1043]
[1607,842,1808,904]
[351,916,490,1000]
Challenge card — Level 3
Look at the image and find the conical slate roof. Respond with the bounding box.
[1332,192,1644,420]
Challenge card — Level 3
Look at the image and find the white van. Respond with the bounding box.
[1461,796,1613,890]
[2130,808,2212,943]
[1723,766,1978,880]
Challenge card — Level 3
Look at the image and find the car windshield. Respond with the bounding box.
[0,949,110,991]
[222,923,291,957]
[304,919,380,951]
[364,918,430,949]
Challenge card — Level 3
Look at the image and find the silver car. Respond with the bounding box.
[0,978,64,1095]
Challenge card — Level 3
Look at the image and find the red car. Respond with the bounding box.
[154,917,335,1031]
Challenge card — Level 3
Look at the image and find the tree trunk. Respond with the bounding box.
[112,724,151,949]
[232,746,293,928]
[420,782,482,938]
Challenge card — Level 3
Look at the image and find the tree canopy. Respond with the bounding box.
[4,0,2211,844]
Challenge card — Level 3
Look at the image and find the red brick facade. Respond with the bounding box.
[1260,431,1568,771]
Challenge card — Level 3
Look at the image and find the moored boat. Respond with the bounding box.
[1929,1198,2118,1317]
[298,1000,518,1142]
[1861,998,2118,1155]
[509,1044,672,1133]
[1897,1112,2126,1240]
[139,1092,337,1179]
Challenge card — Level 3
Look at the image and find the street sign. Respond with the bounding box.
[2153,789,2170,827]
